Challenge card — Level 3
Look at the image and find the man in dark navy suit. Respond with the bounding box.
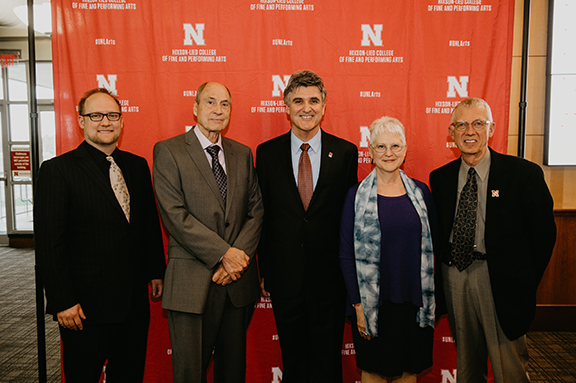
[256,70,358,383]
[35,88,166,383]
[430,97,556,383]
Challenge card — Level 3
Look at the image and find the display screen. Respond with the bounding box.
[544,0,576,166]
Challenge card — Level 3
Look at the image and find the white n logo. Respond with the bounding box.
[272,75,291,97]
[96,75,117,95]
[441,369,457,383]
[361,24,383,46]
[183,23,205,46]
[271,367,283,383]
[359,126,370,148]
[447,76,469,98]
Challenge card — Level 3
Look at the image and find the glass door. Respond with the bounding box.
[0,108,7,242]
[0,61,55,243]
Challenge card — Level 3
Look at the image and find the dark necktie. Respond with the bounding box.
[206,145,227,204]
[298,143,313,211]
[451,167,478,271]
[106,156,130,222]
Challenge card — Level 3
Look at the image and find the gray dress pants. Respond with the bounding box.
[442,261,530,383]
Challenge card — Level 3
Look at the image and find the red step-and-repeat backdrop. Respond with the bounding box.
[51,0,514,381]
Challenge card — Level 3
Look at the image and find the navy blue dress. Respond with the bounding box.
[339,179,436,376]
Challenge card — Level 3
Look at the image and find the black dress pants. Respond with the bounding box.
[271,292,346,383]
[59,302,150,383]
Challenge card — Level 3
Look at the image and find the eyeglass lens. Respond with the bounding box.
[85,112,121,121]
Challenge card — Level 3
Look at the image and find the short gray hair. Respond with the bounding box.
[450,97,493,123]
[369,116,406,146]
[195,82,232,105]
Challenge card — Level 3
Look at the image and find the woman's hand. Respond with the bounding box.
[354,303,372,340]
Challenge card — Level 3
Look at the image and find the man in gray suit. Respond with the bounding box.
[153,82,264,383]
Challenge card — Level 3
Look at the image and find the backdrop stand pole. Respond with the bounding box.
[27,0,47,381]
[517,0,531,158]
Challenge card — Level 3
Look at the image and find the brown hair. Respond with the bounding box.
[78,88,121,115]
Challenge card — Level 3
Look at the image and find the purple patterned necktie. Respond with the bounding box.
[206,145,227,204]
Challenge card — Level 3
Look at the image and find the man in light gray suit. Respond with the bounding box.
[153,82,264,383]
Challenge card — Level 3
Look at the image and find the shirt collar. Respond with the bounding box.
[460,148,491,182]
[290,128,321,156]
[194,126,223,151]
[82,140,118,163]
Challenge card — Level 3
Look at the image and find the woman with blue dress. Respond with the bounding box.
[339,116,437,383]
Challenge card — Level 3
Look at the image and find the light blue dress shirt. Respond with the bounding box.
[291,129,321,191]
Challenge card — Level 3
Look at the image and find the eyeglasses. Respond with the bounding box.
[371,143,404,153]
[81,112,122,122]
[451,119,492,132]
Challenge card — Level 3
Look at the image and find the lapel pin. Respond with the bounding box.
[491,190,499,197]
[328,152,333,158]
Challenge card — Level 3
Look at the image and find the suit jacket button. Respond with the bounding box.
[303,218,308,223]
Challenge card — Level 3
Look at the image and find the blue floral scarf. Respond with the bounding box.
[353,169,435,337]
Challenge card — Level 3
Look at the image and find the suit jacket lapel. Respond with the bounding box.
[485,148,507,216]
[317,130,334,187]
[278,132,302,206]
[116,148,133,191]
[222,137,236,215]
[307,130,333,212]
[73,144,126,219]
[185,128,226,211]
[115,148,137,210]
[444,159,460,228]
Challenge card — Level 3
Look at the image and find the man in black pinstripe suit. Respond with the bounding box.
[34,88,166,383]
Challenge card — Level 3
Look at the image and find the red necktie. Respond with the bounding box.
[298,143,313,211]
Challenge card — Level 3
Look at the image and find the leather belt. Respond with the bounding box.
[444,244,487,266]
[471,251,487,260]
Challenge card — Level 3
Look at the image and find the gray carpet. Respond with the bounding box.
[0,247,60,382]
[1,246,575,382]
